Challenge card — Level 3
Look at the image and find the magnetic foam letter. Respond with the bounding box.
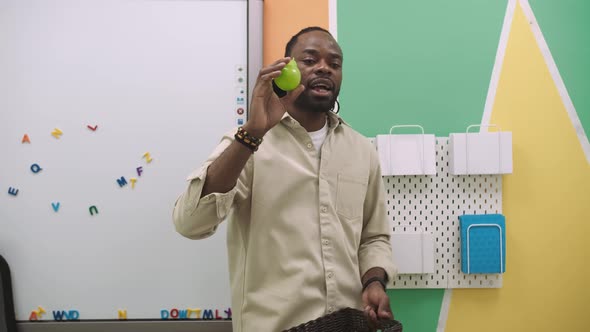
[30,163,43,173]
[215,309,223,320]
[52,310,65,321]
[68,310,80,320]
[116,176,127,187]
[130,178,137,189]
[161,310,169,320]
[142,152,153,163]
[52,202,60,212]
[178,309,188,319]
[8,187,18,196]
[136,166,143,177]
[224,308,232,320]
[118,310,127,320]
[202,309,214,320]
[30,307,46,321]
[89,205,98,216]
[170,308,179,319]
[187,308,201,319]
[51,128,63,139]
[22,134,31,143]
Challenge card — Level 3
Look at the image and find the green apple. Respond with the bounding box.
[274,58,301,91]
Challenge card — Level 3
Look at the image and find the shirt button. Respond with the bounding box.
[306,143,313,149]
[321,206,327,213]
[328,306,334,313]
[323,239,329,246]
[327,272,334,279]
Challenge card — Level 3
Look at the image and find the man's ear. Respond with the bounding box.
[272,80,287,98]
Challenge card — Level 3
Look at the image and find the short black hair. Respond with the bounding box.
[284,26,332,57]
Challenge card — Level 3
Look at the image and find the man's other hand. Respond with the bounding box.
[361,281,393,330]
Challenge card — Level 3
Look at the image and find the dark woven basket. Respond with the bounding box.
[283,307,402,332]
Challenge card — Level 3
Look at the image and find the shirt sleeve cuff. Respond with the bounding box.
[359,251,398,287]
[186,164,238,220]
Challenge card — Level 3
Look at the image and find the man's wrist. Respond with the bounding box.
[241,123,267,139]
[234,126,263,152]
[362,276,387,293]
[361,267,389,286]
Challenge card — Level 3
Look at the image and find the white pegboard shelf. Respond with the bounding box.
[378,137,504,289]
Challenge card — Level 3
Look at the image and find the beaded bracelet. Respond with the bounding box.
[234,127,263,152]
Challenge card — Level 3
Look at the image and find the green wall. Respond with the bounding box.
[529,0,590,139]
[338,0,507,137]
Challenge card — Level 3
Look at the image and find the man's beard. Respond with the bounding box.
[293,88,339,113]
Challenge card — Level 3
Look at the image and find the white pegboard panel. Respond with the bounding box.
[377,137,503,289]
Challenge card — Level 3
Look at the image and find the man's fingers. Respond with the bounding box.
[378,296,393,319]
[258,64,286,78]
[257,57,291,77]
[269,56,292,66]
[251,70,285,97]
[378,308,393,319]
[369,310,377,321]
[364,305,378,330]
[258,70,284,82]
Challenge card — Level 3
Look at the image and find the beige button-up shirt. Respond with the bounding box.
[173,112,396,332]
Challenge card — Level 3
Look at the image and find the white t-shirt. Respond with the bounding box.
[308,120,329,152]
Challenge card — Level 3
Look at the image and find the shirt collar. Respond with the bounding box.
[281,111,345,130]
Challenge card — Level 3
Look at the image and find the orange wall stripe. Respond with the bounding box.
[263,0,330,66]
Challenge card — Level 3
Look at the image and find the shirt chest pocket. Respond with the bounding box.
[336,174,368,220]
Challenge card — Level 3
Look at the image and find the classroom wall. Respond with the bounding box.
[264,1,590,332]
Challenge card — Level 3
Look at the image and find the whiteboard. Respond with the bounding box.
[0,0,248,320]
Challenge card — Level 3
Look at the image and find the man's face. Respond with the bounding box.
[289,30,343,113]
